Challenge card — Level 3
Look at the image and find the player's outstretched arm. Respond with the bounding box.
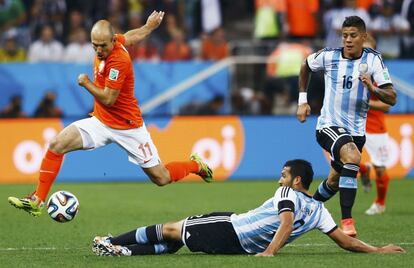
[328,228,405,253]
[124,11,164,46]
[296,60,311,123]
[255,212,294,257]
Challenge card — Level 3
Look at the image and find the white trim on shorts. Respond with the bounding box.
[71,116,161,168]
[181,218,189,247]
[322,127,348,161]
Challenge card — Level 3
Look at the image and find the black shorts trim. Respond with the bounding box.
[182,212,247,254]
[325,225,338,235]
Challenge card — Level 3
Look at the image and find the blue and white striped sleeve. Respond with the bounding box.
[273,186,297,215]
[371,54,392,87]
[306,49,326,72]
[317,205,337,234]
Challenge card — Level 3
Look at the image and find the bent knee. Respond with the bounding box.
[151,176,170,186]
[48,137,64,154]
[344,154,361,165]
[375,166,386,177]
[145,166,172,186]
[340,144,361,164]
[163,222,183,240]
[154,180,169,187]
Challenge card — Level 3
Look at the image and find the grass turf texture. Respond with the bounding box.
[1,179,413,268]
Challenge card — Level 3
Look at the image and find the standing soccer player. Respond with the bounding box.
[359,94,391,215]
[296,16,396,236]
[8,11,213,217]
[359,35,391,216]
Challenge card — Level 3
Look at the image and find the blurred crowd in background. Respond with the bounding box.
[0,0,413,117]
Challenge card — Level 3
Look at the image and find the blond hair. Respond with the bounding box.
[364,34,376,49]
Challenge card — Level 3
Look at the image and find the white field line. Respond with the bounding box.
[140,58,233,114]
[392,75,414,99]
[286,242,414,247]
[1,242,413,251]
[0,247,80,251]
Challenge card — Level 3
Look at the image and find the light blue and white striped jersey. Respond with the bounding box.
[230,186,337,254]
[307,48,392,136]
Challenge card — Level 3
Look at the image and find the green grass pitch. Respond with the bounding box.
[1,179,413,268]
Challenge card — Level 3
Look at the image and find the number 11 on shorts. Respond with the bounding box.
[138,142,153,158]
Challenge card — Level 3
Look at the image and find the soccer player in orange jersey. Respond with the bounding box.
[359,35,390,215]
[359,95,390,215]
[8,11,213,217]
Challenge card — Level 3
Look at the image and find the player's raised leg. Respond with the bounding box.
[114,125,213,185]
[8,125,83,216]
[143,153,213,186]
[313,128,362,237]
[313,128,343,203]
[313,167,339,202]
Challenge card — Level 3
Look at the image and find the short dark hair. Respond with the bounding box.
[342,16,366,32]
[283,159,314,190]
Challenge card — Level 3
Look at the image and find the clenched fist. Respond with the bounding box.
[359,74,374,91]
[78,73,90,87]
[296,103,311,123]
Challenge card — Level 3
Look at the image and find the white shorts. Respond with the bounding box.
[364,132,389,167]
[71,116,160,168]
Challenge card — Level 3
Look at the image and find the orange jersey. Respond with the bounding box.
[92,34,143,129]
[286,0,319,37]
[201,39,229,60]
[366,95,386,134]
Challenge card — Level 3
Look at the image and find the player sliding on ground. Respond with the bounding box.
[92,159,404,256]
[8,11,213,217]
[296,16,397,237]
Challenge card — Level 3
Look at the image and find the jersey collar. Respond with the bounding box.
[341,47,364,60]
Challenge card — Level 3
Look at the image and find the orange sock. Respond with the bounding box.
[359,163,368,173]
[375,172,390,206]
[165,161,199,182]
[35,150,64,201]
